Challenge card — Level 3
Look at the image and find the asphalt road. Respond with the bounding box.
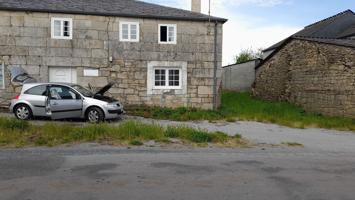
[1,113,355,199]
[1,145,355,200]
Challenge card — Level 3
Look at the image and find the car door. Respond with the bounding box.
[23,84,48,116]
[47,85,83,119]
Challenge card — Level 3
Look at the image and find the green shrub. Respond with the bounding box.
[129,140,143,146]
[234,134,242,140]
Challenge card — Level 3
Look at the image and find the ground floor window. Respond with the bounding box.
[0,62,4,89]
[153,68,181,89]
[147,61,187,95]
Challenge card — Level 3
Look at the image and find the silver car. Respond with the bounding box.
[10,83,124,123]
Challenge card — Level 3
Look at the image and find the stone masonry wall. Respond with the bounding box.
[254,39,355,118]
[0,11,223,109]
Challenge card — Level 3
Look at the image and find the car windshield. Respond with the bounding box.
[72,85,94,97]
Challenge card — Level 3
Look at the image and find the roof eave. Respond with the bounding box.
[0,7,228,23]
[256,36,355,70]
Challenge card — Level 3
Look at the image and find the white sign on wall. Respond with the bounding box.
[83,68,99,77]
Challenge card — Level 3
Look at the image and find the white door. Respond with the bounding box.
[49,67,77,83]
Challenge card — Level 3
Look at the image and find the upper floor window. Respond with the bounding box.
[120,22,139,42]
[51,18,73,40]
[159,24,177,44]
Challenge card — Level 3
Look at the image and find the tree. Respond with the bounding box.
[234,48,263,64]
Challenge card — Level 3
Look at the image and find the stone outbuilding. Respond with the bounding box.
[253,10,355,118]
[0,0,227,110]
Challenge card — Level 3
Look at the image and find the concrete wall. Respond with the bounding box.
[0,11,223,109]
[222,59,260,92]
[253,39,355,118]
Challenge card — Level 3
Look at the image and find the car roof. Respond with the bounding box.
[21,83,78,92]
[23,82,77,87]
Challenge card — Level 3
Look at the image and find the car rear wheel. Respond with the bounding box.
[14,104,33,120]
[86,107,104,123]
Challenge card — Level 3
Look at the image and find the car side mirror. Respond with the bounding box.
[76,94,82,100]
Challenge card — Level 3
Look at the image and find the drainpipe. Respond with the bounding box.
[212,21,218,110]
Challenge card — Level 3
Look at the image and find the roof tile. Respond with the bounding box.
[0,0,227,23]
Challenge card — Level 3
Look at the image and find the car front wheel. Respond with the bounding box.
[14,104,33,120]
[86,107,104,123]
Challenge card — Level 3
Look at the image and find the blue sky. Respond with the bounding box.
[145,0,355,65]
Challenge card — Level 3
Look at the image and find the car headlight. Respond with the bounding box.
[106,103,118,109]
[106,102,122,109]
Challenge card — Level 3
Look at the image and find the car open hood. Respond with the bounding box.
[9,66,37,84]
[95,82,114,96]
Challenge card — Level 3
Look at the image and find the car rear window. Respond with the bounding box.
[24,85,47,96]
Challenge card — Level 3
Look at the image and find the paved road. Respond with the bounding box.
[1,146,355,200]
[1,113,355,199]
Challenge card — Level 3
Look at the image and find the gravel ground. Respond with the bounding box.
[128,116,355,153]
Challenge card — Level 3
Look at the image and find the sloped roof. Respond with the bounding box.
[0,0,227,23]
[263,10,355,52]
[293,36,355,49]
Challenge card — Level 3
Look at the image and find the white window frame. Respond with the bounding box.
[153,67,182,90]
[119,22,140,42]
[51,17,73,40]
[158,24,177,44]
[0,62,4,89]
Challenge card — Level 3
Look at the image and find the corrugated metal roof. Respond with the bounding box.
[0,0,227,23]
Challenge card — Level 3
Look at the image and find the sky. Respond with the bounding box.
[144,0,355,65]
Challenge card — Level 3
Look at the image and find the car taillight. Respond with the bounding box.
[13,95,20,100]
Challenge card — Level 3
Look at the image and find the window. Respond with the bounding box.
[147,61,187,95]
[153,68,181,89]
[49,86,79,100]
[51,18,73,39]
[159,24,177,44]
[25,85,47,96]
[154,69,166,87]
[0,62,4,89]
[120,22,140,42]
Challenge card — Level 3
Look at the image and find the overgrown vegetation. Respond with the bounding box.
[234,48,262,64]
[0,117,246,148]
[128,91,355,131]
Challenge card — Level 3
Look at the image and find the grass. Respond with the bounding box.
[127,91,355,131]
[0,117,246,148]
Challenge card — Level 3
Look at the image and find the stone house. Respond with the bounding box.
[254,10,355,118]
[0,0,227,109]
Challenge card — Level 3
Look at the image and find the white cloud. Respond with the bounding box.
[200,0,301,65]
[145,0,301,65]
[222,19,300,65]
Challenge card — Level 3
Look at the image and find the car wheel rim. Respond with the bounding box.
[16,106,29,119]
[88,110,99,122]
